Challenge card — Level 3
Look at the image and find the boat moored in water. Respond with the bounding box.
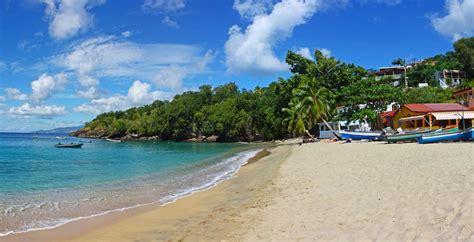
[106,138,122,143]
[54,143,84,148]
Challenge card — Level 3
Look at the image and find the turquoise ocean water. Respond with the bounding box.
[0,132,261,236]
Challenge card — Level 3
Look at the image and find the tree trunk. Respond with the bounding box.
[321,118,343,140]
[304,129,315,141]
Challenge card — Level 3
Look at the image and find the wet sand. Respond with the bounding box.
[4,141,474,241]
[3,144,291,242]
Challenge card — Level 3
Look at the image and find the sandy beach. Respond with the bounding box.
[4,141,473,241]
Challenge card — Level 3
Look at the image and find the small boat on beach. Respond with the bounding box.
[54,143,84,148]
[416,128,472,144]
[339,130,383,140]
[462,128,473,141]
[106,138,122,143]
[385,127,458,144]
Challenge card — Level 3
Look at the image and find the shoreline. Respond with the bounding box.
[2,143,288,242]
[4,140,473,241]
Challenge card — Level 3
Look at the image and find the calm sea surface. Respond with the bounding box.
[0,132,260,236]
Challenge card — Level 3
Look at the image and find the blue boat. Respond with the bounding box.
[339,130,382,140]
[463,128,473,141]
[416,129,472,144]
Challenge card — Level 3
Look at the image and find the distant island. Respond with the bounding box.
[72,37,474,142]
[34,126,83,134]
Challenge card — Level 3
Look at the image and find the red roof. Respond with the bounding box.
[404,103,467,113]
[380,110,396,118]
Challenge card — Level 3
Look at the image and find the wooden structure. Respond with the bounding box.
[453,87,474,103]
[392,104,474,130]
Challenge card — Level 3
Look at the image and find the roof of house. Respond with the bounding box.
[403,103,467,113]
[380,110,397,118]
[453,87,473,95]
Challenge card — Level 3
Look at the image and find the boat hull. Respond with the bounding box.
[416,129,471,144]
[339,131,382,140]
[386,133,425,143]
[386,128,458,143]
[55,143,84,148]
[463,129,473,141]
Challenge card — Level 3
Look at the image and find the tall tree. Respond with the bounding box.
[340,77,403,127]
[282,97,306,136]
[454,37,474,79]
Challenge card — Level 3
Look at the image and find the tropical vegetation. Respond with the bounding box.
[74,37,474,141]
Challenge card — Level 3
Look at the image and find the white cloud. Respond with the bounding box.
[432,0,474,41]
[8,103,67,117]
[40,0,106,40]
[162,16,179,28]
[152,50,214,89]
[319,48,331,57]
[31,73,68,101]
[0,96,5,102]
[51,35,213,91]
[295,47,313,59]
[77,86,103,99]
[233,0,274,20]
[121,31,132,37]
[152,66,187,89]
[225,0,319,75]
[358,0,402,5]
[142,0,185,12]
[6,88,29,101]
[74,80,169,114]
[127,80,162,104]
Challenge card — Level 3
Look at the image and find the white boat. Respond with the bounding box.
[106,138,122,143]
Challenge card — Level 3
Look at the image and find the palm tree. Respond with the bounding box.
[293,76,336,139]
[282,97,306,136]
[392,58,408,88]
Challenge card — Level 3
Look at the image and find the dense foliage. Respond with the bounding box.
[78,37,474,141]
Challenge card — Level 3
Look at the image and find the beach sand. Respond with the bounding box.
[4,141,473,241]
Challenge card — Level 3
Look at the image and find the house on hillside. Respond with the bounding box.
[374,66,408,87]
[436,70,465,88]
[391,103,473,130]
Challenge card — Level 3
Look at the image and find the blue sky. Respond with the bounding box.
[0,0,473,132]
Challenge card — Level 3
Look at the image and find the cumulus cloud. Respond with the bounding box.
[6,88,29,101]
[74,80,169,114]
[31,73,68,101]
[319,48,331,57]
[225,0,319,75]
[40,0,106,40]
[432,0,474,41]
[233,0,275,20]
[51,35,213,92]
[8,103,67,117]
[295,47,313,59]
[127,80,163,104]
[142,0,185,12]
[77,86,103,99]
